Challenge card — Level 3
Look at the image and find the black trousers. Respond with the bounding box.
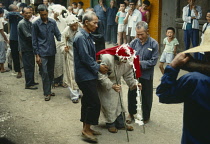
[77,79,101,125]
[22,51,35,87]
[10,40,21,72]
[128,78,153,121]
[40,56,55,96]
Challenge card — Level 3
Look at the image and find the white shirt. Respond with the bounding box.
[182,4,202,30]
[77,8,84,17]
[0,18,4,41]
[126,9,142,37]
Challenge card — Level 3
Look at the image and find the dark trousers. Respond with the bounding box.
[22,51,35,87]
[106,25,117,44]
[128,78,153,121]
[10,40,21,72]
[101,19,107,41]
[77,79,101,125]
[40,56,55,96]
[184,29,200,59]
[106,113,124,129]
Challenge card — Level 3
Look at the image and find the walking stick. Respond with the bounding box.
[113,66,129,142]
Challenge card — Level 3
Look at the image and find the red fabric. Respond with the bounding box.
[96,45,142,78]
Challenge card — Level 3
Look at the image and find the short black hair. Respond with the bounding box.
[120,2,126,6]
[0,8,4,14]
[166,27,175,33]
[78,1,84,6]
[72,2,77,6]
[129,0,136,5]
[19,3,27,8]
[143,0,150,6]
[37,4,48,12]
[207,10,210,13]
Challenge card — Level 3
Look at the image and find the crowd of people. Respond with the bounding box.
[0,0,210,143]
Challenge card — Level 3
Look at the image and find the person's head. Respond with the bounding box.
[72,2,77,8]
[187,0,196,6]
[85,7,94,12]
[78,2,84,9]
[28,5,35,15]
[43,0,48,6]
[142,0,150,10]
[115,46,136,63]
[37,4,48,22]
[206,10,210,23]
[8,4,18,12]
[22,7,32,20]
[124,0,129,6]
[19,3,27,12]
[98,0,104,5]
[166,27,175,39]
[82,11,98,33]
[0,8,4,17]
[68,6,73,12]
[120,2,126,11]
[0,2,4,8]
[129,0,136,10]
[66,15,79,31]
[110,0,115,8]
[136,21,149,43]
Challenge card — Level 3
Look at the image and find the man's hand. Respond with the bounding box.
[170,53,190,68]
[128,9,133,16]
[99,64,108,74]
[112,84,121,92]
[36,55,42,66]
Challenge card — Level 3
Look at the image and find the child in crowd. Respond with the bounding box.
[0,8,9,73]
[72,2,78,15]
[115,2,127,45]
[139,0,150,23]
[68,6,73,14]
[77,1,84,17]
[159,27,179,75]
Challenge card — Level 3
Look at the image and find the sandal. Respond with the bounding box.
[61,83,68,88]
[118,125,134,131]
[1,69,10,73]
[82,131,98,143]
[108,127,118,133]
[51,93,55,96]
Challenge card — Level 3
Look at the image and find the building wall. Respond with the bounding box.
[148,0,162,44]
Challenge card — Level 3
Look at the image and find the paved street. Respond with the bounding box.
[0,44,188,144]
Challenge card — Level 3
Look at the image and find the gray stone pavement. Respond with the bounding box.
[0,44,188,144]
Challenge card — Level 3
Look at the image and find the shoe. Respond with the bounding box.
[16,73,22,78]
[25,86,38,90]
[118,125,134,131]
[72,99,79,103]
[82,132,98,143]
[1,69,10,73]
[108,127,118,133]
[45,95,51,101]
[50,92,55,96]
[32,82,39,86]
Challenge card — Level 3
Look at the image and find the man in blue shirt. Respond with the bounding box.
[127,21,159,124]
[73,11,108,143]
[156,29,210,144]
[106,0,118,45]
[94,0,107,40]
[7,4,22,78]
[32,4,61,101]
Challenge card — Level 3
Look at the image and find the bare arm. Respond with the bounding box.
[0,29,8,43]
[115,16,118,23]
[146,11,150,23]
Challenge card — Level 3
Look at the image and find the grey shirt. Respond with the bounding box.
[130,37,159,80]
[18,18,32,52]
